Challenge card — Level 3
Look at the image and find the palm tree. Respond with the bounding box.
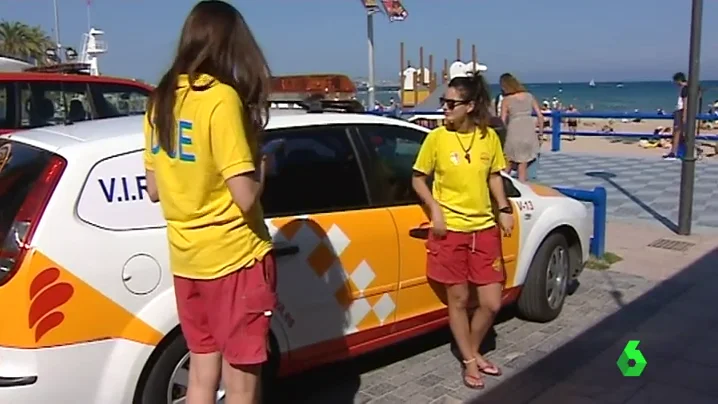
[0,20,54,65]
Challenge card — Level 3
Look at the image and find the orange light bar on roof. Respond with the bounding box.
[271,74,356,94]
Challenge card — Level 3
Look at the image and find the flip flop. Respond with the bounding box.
[462,370,485,389]
[478,361,502,377]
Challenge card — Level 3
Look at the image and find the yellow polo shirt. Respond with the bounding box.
[143,74,272,279]
[413,126,506,232]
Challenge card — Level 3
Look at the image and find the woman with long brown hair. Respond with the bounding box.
[412,74,514,389]
[499,73,543,182]
[143,1,276,403]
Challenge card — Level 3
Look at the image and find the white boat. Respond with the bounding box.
[0,55,32,72]
[589,79,596,87]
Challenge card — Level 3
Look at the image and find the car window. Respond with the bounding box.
[260,125,369,217]
[89,82,149,119]
[356,123,427,207]
[18,81,91,128]
[0,84,7,124]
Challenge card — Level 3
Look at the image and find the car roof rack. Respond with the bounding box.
[23,62,91,75]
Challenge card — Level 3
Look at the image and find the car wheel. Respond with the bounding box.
[137,332,279,404]
[517,232,570,322]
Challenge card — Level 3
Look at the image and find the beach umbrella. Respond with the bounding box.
[678,0,703,235]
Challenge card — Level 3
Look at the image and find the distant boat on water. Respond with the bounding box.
[589,79,596,88]
[616,83,624,88]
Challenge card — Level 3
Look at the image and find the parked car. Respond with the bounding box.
[0,91,590,404]
[0,65,152,135]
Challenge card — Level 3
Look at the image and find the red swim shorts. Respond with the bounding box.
[174,253,277,366]
[426,226,505,286]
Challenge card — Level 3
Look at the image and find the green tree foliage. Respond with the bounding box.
[0,20,55,65]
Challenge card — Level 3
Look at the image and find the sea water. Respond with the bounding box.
[358,80,718,113]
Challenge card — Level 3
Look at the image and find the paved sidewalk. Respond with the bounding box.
[535,152,718,230]
[269,220,718,404]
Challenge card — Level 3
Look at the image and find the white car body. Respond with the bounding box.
[0,112,590,403]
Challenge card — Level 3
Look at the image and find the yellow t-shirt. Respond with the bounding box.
[143,74,272,280]
[412,126,506,232]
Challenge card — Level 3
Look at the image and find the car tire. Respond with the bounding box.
[517,232,570,323]
[137,332,279,404]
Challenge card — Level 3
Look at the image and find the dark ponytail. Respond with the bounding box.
[148,67,181,154]
[448,74,493,135]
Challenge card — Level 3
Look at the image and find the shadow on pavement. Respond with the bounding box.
[470,247,718,404]
[267,312,514,403]
[585,171,678,233]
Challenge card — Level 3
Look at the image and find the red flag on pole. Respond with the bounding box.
[381,0,408,22]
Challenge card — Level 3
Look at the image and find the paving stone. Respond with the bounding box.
[365,382,399,397]
[534,153,718,229]
[269,259,718,404]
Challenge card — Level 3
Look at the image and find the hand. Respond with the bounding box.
[259,139,284,178]
[498,212,514,237]
[430,205,447,237]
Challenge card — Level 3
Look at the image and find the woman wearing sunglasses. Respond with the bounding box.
[412,74,514,389]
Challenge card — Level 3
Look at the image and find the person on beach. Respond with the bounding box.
[143,2,276,403]
[499,73,543,182]
[412,74,514,390]
[566,104,579,141]
[665,72,688,160]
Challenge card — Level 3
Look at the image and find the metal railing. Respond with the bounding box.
[554,186,607,258]
[541,111,718,152]
[374,109,718,152]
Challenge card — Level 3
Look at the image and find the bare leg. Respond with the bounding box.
[223,362,262,404]
[186,352,222,404]
[517,162,528,183]
[446,282,483,387]
[469,283,503,371]
[671,124,681,154]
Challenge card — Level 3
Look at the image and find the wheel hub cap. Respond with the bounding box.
[168,353,226,403]
[545,246,568,310]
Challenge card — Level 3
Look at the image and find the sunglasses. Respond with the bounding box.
[440,97,469,110]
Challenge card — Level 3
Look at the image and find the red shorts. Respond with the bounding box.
[426,227,505,286]
[174,253,277,366]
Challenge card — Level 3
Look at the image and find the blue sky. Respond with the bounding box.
[2,0,717,83]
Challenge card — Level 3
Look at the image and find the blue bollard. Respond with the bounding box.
[553,186,607,258]
[551,111,562,152]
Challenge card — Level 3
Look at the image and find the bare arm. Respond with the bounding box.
[532,97,544,132]
[488,172,510,210]
[412,172,439,220]
[500,97,509,124]
[225,158,267,214]
[144,169,159,203]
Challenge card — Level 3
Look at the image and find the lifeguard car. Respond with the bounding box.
[0,63,152,136]
[0,74,590,403]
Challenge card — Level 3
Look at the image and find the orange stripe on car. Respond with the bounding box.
[0,250,163,348]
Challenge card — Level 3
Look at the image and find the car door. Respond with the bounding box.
[354,123,524,329]
[260,124,399,363]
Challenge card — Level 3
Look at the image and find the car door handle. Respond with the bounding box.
[274,245,299,257]
[409,225,430,240]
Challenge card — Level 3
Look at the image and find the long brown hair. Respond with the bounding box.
[147,0,272,154]
[499,73,527,95]
[448,74,493,134]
